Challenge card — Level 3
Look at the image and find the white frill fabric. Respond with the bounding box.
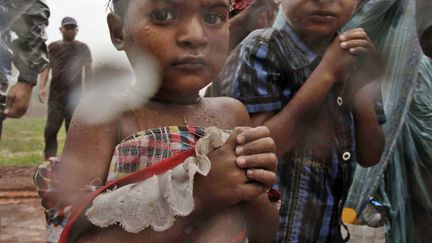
[85,126,230,233]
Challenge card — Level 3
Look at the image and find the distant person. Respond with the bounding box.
[229,0,279,50]
[0,0,50,121]
[205,0,279,97]
[38,17,92,159]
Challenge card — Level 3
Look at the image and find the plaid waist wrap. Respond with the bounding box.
[107,126,206,182]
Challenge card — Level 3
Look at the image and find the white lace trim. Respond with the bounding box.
[85,126,230,233]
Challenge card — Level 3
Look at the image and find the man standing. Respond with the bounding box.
[38,17,92,159]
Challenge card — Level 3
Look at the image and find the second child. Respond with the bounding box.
[215,0,386,241]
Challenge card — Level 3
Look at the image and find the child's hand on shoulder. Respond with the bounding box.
[339,28,385,92]
[194,126,277,211]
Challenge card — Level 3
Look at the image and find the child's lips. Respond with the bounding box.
[172,56,208,70]
[308,15,336,23]
[306,11,337,23]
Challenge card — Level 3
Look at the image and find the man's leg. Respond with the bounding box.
[44,98,64,160]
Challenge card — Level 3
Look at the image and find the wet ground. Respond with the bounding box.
[0,166,46,242]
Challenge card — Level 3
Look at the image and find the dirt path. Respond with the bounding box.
[0,166,45,243]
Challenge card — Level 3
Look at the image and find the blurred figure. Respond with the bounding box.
[0,0,50,122]
[205,0,279,97]
[229,0,279,50]
[38,17,92,160]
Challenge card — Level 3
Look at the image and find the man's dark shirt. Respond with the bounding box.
[48,40,91,98]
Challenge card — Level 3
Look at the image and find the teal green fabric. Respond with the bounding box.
[343,0,432,242]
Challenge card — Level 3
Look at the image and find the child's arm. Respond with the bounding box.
[339,28,386,167]
[351,86,385,167]
[226,100,279,242]
[339,28,384,95]
[56,102,118,207]
[250,37,358,156]
[241,194,279,243]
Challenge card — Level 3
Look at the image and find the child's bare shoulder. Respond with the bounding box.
[68,99,120,142]
[204,97,251,127]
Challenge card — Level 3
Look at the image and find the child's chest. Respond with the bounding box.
[117,102,229,140]
[297,98,352,165]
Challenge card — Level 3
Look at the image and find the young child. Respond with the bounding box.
[214,0,386,241]
[45,0,279,242]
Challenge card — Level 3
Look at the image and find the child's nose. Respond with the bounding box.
[177,18,209,50]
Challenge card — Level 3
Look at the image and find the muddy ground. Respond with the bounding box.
[0,166,46,243]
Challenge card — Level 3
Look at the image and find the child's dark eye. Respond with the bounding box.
[151,9,175,22]
[203,13,225,25]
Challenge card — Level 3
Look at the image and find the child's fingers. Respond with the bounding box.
[236,153,278,172]
[225,126,251,147]
[232,126,251,135]
[236,126,270,145]
[340,28,370,41]
[348,47,370,56]
[340,39,371,50]
[236,137,275,156]
[246,169,277,187]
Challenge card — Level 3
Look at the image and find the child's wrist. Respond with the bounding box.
[192,174,209,214]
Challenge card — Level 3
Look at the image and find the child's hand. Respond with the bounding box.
[235,126,277,186]
[320,36,358,82]
[339,28,384,92]
[194,127,277,211]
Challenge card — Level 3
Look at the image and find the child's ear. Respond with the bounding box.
[107,13,125,50]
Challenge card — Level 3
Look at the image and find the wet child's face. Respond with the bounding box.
[282,0,357,38]
[120,0,230,98]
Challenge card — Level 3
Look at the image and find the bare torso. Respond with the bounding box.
[73,97,251,242]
